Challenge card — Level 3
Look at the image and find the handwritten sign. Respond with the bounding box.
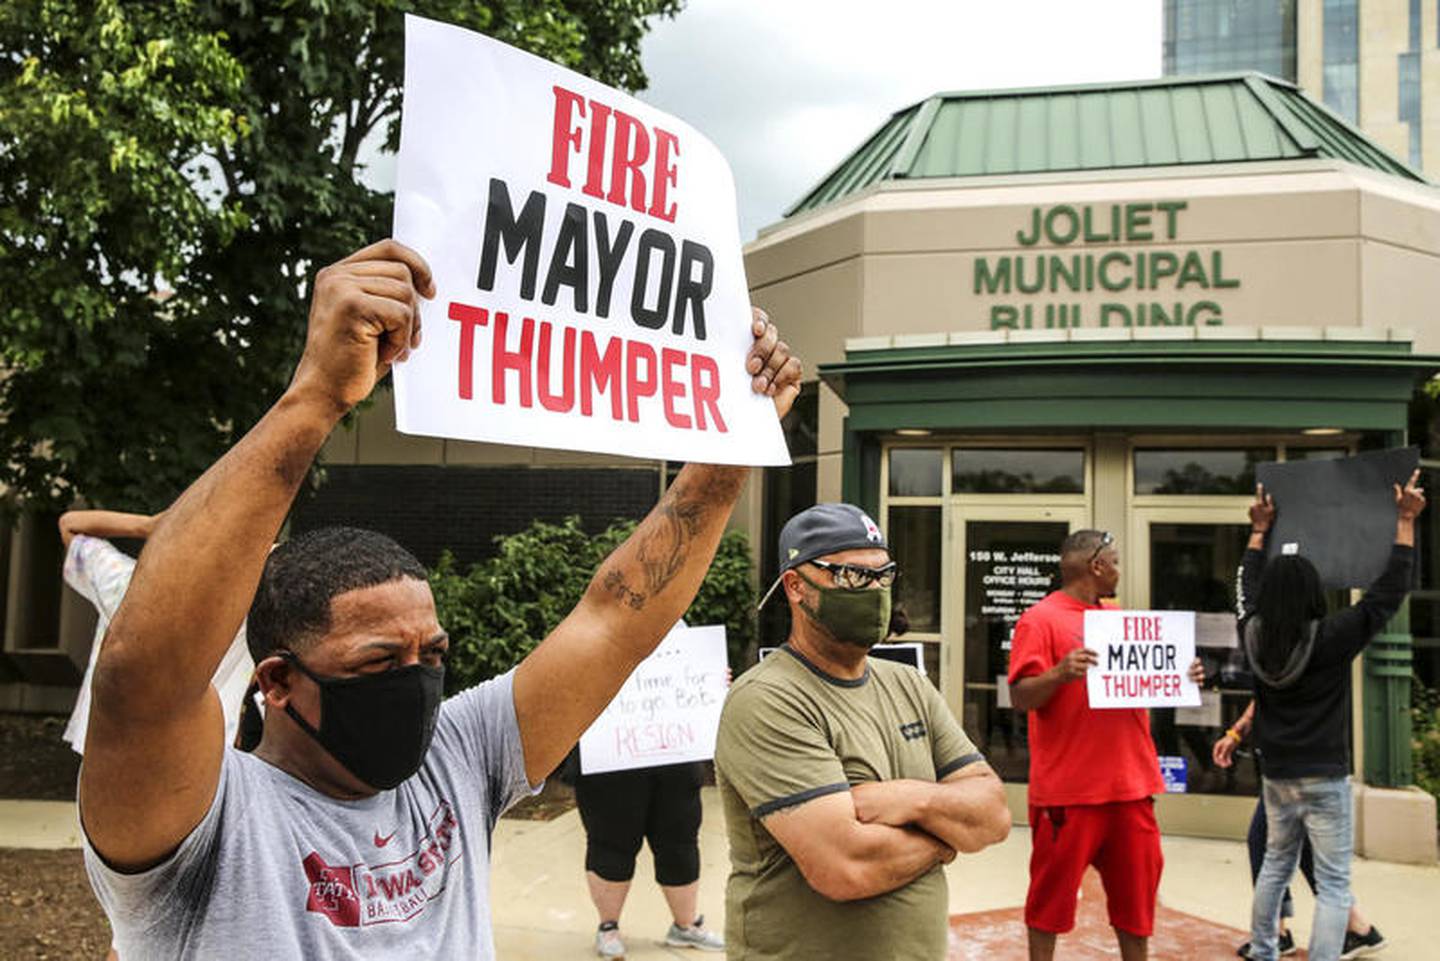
[579,623,728,774]
[1084,610,1200,709]
[391,15,789,466]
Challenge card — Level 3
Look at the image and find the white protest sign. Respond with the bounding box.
[579,623,728,774]
[392,15,789,466]
[1084,610,1201,709]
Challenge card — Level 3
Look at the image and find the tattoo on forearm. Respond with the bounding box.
[600,467,745,611]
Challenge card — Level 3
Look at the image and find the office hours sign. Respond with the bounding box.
[1085,610,1201,709]
[391,15,789,466]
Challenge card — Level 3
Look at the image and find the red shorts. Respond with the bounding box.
[1025,798,1163,937]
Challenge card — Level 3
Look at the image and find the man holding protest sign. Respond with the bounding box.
[75,238,803,960]
[1007,530,1204,961]
[715,504,1010,961]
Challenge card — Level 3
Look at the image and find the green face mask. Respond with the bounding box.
[797,570,892,648]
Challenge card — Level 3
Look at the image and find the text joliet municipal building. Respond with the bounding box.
[6,72,1437,860]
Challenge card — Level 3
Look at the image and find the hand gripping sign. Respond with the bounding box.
[1084,610,1201,709]
[392,15,790,466]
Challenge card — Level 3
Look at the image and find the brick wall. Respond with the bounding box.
[290,465,660,567]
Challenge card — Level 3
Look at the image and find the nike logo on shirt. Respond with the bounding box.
[373,830,396,847]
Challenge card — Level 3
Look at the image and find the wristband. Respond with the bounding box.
[1224,728,1242,744]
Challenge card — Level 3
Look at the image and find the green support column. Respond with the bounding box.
[840,423,882,518]
[841,420,860,506]
[1365,619,1415,787]
[1363,429,1415,788]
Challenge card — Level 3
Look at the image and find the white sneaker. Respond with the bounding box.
[595,922,625,958]
[664,915,725,952]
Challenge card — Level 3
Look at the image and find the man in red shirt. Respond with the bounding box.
[1007,529,1203,961]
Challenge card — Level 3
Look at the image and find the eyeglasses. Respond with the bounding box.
[1089,531,1115,563]
[808,559,899,590]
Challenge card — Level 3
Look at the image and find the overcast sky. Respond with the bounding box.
[634,0,1162,240]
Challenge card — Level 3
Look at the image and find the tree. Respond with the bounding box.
[0,0,681,512]
[430,517,755,690]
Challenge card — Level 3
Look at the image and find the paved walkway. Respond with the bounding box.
[489,791,1440,960]
[5,792,1439,959]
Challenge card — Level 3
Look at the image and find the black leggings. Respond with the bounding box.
[1248,793,1317,919]
[575,762,704,886]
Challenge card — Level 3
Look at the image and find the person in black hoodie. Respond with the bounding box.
[1239,473,1425,961]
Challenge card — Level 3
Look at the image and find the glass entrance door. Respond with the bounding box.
[1130,509,1256,797]
[950,510,1087,782]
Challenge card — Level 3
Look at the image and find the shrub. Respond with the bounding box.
[1414,681,1440,802]
[430,516,756,694]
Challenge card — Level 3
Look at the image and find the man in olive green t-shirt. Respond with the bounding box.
[715,504,1011,961]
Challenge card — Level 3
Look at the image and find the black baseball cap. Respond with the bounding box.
[757,503,890,609]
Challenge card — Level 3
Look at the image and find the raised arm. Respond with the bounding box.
[762,792,956,902]
[851,763,1011,854]
[58,510,161,548]
[1237,483,1274,620]
[79,240,432,871]
[513,310,802,784]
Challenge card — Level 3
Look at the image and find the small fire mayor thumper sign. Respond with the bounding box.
[579,623,728,774]
[391,16,789,466]
[1084,610,1201,710]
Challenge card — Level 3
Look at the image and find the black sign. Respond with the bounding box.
[1255,447,1419,590]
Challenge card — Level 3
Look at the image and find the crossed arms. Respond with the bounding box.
[762,763,1010,902]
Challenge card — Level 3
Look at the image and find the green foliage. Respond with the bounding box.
[430,516,755,693]
[0,0,681,511]
[1414,681,1440,802]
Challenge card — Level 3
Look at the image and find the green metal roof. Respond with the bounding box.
[788,73,1425,217]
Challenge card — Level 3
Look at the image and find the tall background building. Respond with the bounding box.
[1164,1,1437,175]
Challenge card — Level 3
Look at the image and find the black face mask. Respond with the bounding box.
[281,651,444,790]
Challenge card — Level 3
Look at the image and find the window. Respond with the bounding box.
[759,460,818,644]
[755,384,821,644]
[1147,522,1256,796]
[888,506,942,634]
[1134,448,1273,495]
[952,448,1085,494]
[1287,447,1347,461]
[780,383,818,459]
[1323,0,1359,122]
[888,448,943,497]
[1400,51,1422,168]
[1163,0,1297,80]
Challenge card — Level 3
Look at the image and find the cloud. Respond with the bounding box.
[637,0,1161,238]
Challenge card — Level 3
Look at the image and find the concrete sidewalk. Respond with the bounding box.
[489,790,1440,960]
[6,793,1438,958]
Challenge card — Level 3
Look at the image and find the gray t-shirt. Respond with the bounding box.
[83,670,535,959]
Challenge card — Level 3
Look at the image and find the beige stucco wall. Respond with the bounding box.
[745,160,1440,354]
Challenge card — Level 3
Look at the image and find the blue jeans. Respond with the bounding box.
[1247,794,1316,919]
[1249,776,1353,961]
